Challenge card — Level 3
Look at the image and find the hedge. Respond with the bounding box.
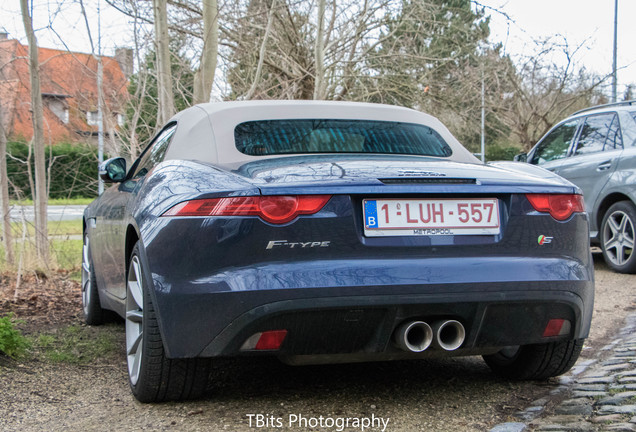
[485,144,522,162]
[6,141,99,200]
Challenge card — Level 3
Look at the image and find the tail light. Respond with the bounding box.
[162,195,331,224]
[240,330,288,351]
[543,319,571,337]
[525,194,585,221]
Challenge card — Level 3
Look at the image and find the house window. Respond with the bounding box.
[87,111,99,126]
[116,113,125,127]
[43,95,69,124]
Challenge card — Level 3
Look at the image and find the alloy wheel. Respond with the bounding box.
[81,236,91,316]
[126,255,145,386]
[603,210,635,266]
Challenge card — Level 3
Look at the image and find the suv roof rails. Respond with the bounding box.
[573,100,636,116]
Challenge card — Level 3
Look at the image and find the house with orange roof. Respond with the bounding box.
[0,31,131,150]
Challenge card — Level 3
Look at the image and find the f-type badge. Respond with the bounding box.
[538,235,553,245]
[266,240,331,250]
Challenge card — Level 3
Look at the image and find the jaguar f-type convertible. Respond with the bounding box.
[82,101,594,402]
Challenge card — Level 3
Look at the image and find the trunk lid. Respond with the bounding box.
[222,155,577,195]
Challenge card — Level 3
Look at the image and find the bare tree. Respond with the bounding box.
[20,0,49,264]
[193,0,219,104]
[103,0,610,158]
[153,0,176,124]
[78,0,107,194]
[501,37,608,150]
[126,20,152,159]
[226,0,395,100]
[313,0,327,100]
[0,96,14,266]
[244,0,277,100]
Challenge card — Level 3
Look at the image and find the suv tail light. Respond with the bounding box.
[162,195,331,224]
[525,194,585,221]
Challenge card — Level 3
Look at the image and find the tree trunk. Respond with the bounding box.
[313,0,326,100]
[245,0,277,100]
[153,0,175,124]
[20,0,49,265]
[193,0,218,104]
[0,96,14,266]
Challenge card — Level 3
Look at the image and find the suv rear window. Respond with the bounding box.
[234,119,453,157]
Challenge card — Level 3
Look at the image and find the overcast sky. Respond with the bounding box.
[480,0,635,94]
[2,0,635,96]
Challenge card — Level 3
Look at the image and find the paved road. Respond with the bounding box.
[9,205,86,222]
[491,312,636,432]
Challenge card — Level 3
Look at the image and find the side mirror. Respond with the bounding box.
[513,153,528,163]
[99,157,127,183]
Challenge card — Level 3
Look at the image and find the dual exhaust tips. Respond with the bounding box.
[394,320,465,353]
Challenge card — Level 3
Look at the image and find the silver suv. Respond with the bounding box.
[517,100,636,273]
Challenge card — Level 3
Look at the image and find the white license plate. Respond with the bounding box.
[363,198,500,237]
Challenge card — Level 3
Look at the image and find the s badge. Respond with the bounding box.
[538,235,553,245]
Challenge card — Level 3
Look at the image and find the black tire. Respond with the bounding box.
[483,339,584,380]
[81,233,104,325]
[126,242,210,402]
[600,200,636,274]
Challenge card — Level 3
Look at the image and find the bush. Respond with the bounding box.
[6,140,99,200]
[486,144,522,162]
[0,313,30,359]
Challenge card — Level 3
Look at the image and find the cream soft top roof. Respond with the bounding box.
[162,100,480,166]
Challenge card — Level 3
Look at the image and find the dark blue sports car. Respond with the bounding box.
[82,101,594,402]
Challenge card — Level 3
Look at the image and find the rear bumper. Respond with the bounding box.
[144,254,593,359]
[199,288,590,358]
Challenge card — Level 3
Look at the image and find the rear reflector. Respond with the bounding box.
[543,319,571,337]
[526,194,585,221]
[241,330,288,351]
[162,195,331,224]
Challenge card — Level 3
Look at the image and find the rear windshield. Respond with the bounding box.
[234,119,452,157]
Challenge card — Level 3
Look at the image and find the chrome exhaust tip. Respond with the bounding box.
[394,321,433,352]
[432,320,465,351]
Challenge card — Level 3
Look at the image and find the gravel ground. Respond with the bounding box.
[0,253,634,432]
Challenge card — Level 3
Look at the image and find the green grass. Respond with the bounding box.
[2,203,84,272]
[0,219,83,272]
[10,219,82,237]
[51,238,83,270]
[0,237,82,272]
[34,324,120,364]
[50,220,83,236]
[0,314,30,359]
[10,197,94,206]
